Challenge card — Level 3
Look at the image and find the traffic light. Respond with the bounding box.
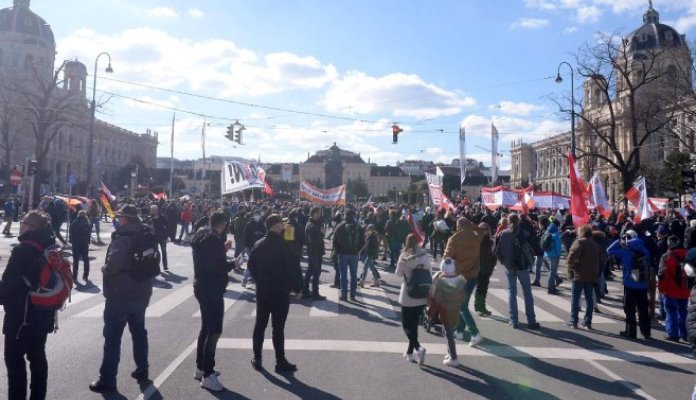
[683,170,696,190]
[225,121,245,144]
[235,125,245,145]
[27,160,38,176]
[392,123,403,144]
[226,124,235,141]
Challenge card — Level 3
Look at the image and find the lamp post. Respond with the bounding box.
[87,52,113,194]
[555,61,576,157]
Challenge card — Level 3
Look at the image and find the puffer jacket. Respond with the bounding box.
[191,227,234,302]
[428,272,466,329]
[395,249,430,307]
[607,238,651,290]
[543,223,562,259]
[103,221,153,308]
[443,220,484,280]
[657,247,689,300]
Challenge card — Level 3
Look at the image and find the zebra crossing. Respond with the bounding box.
[45,279,628,327]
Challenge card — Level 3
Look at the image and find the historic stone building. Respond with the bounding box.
[511,3,695,201]
[0,0,157,194]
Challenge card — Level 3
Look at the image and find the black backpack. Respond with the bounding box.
[630,250,650,283]
[118,225,161,281]
[406,263,432,299]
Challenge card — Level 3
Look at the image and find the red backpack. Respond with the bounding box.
[22,241,73,310]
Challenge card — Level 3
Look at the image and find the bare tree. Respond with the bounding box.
[572,31,692,202]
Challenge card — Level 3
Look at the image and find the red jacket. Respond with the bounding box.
[180,205,193,223]
[658,248,690,300]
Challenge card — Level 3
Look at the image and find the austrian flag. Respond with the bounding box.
[568,153,589,226]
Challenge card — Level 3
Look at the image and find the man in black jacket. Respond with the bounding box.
[69,210,92,281]
[242,210,266,287]
[149,204,169,272]
[303,207,326,300]
[0,211,56,400]
[248,214,303,374]
[191,210,238,392]
[333,209,365,301]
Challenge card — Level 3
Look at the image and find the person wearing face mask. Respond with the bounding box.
[243,211,266,287]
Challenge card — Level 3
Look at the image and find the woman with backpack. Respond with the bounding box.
[658,236,689,341]
[395,234,429,366]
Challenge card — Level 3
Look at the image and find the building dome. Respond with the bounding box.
[625,3,685,54]
[0,0,54,49]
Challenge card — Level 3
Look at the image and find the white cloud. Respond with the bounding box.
[563,26,579,33]
[459,114,569,141]
[510,18,550,30]
[322,72,476,119]
[524,0,558,10]
[576,6,601,23]
[143,7,179,19]
[57,28,338,97]
[490,101,545,116]
[672,12,696,33]
[188,8,204,18]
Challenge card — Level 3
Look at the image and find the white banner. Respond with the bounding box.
[281,164,293,182]
[459,125,466,185]
[221,161,265,195]
[300,180,346,205]
[532,192,570,210]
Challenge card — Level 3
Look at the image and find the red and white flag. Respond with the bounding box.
[568,153,590,227]
[408,214,425,246]
[100,181,115,201]
[589,173,612,218]
[440,193,456,212]
[625,177,652,222]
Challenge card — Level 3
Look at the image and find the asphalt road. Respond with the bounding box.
[0,221,693,400]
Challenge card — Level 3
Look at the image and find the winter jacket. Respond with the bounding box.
[542,223,562,259]
[443,220,484,280]
[395,249,429,307]
[247,231,303,297]
[420,213,435,236]
[496,227,531,271]
[567,237,599,283]
[481,214,498,236]
[283,218,304,257]
[244,219,266,250]
[592,231,609,270]
[333,220,365,255]
[103,221,153,308]
[0,228,57,337]
[180,205,193,224]
[385,217,410,246]
[149,214,169,241]
[607,238,651,290]
[191,227,234,302]
[479,235,497,275]
[428,272,466,329]
[657,247,689,300]
[164,202,180,225]
[69,216,91,247]
[364,231,379,259]
[304,218,325,257]
[232,214,248,239]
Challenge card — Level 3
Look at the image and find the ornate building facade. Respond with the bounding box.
[0,0,157,194]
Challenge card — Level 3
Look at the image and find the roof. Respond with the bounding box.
[370,166,407,177]
[305,146,366,164]
[0,1,54,48]
[625,5,685,54]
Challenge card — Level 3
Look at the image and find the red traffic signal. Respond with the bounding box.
[392,124,403,144]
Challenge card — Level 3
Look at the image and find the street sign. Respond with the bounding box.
[10,170,22,186]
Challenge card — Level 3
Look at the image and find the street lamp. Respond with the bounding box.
[87,52,114,194]
[555,61,576,157]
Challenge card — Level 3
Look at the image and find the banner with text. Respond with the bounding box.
[300,180,346,205]
[221,161,266,195]
[425,172,443,206]
[481,185,532,210]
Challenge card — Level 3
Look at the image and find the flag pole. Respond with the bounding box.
[169,113,175,199]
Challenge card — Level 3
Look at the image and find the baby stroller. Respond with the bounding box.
[421,302,443,333]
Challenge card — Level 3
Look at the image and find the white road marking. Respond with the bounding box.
[532,289,616,324]
[586,359,658,400]
[73,302,105,318]
[146,286,194,317]
[136,340,197,400]
[488,288,563,322]
[309,285,340,317]
[216,338,696,364]
[192,289,243,317]
[65,289,101,308]
[355,287,398,320]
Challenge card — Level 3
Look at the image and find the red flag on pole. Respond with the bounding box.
[568,153,589,227]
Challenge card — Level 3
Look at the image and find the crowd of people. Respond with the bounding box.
[2,193,696,398]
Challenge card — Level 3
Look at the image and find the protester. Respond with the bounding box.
[0,211,56,400]
[474,222,497,317]
[657,236,689,341]
[2,197,16,236]
[358,224,382,288]
[248,214,303,374]
[428,258,466,367]
[333,209,365,301]
[303,206,326,300]
[395,234,429,366]
[385,209,410,269]
[242,210,266,287]
[69,210,92,281]
[566,224,599,330]
[148,204,169,272]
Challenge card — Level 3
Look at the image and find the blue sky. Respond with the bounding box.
[23,0,696,168]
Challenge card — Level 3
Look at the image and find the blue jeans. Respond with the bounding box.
[546,256,560,289]
[338,254,359,298]
[504,268,537,325]
[570,282,595,326]
[533,255,547,282]
[360,256,381,281]
[664,297,688,339]
[456,278,479,336]
[304,253,323,295]
[99,301,148,385]
[389,242,402,267]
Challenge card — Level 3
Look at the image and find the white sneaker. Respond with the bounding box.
[416,346,426,366]
[194,369,220,381]
[200,374,224,392]
[443,354,451,361]
[403,352,416,363]
[454,331,465,341]
[469,333,484,348]
[443,357,460,367]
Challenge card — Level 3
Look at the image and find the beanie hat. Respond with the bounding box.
[440,258,456,275]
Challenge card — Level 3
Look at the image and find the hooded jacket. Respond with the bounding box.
[248,231,303,297]
[191,227,234,301]
[103,221,153,307]
[607,238,651,289]
[428,272,466,329]
[443,220,484,280]
[657,247,689,300]
[0,228,57,336]
[543,223,563,259]
[395,249,429,307]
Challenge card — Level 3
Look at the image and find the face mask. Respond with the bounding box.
[253,215,261,222]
